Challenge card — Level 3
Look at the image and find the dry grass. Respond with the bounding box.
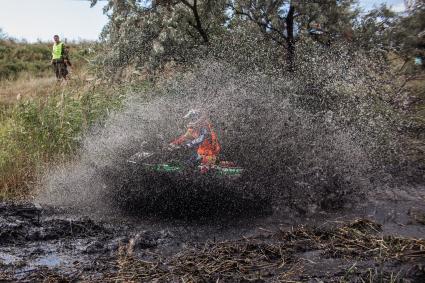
[103,219,425,282]
[0,219,423,282]
[0,67,92,106]
[0,75,56,105]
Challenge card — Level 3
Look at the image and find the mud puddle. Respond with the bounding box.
[1,186,425,282]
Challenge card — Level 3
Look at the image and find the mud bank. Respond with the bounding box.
[1,186,425,282]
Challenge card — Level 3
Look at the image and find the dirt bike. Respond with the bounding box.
[126,145,244,179]
[114,144,271,219]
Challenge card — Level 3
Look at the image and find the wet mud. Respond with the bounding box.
[114,166,273,220]
[1,185,425,282]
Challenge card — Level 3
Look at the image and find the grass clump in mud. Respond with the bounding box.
[0,85,124,200]
[107,219,425,282]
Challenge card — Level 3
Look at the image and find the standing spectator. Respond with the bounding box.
[51,35,69,82]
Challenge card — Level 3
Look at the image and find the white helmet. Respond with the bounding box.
[183,109,204,127]
[183,109,201,119]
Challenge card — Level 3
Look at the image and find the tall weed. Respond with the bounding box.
[0,86,124,199]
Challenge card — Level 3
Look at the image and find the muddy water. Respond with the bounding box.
[1,185,424,281]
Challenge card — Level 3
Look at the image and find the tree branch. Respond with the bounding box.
[233,7,287,43]
[180,0,193,9]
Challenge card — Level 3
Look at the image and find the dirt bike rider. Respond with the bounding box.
[169,109,221,168]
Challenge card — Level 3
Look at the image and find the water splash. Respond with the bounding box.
[37,48,402,218]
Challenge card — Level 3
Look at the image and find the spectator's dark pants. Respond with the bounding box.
[52,59,68,80]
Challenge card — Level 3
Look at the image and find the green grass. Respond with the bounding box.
[0,38,149,200]
[0,85,125,199]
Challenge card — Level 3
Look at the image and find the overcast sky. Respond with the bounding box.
[0,0,405,43]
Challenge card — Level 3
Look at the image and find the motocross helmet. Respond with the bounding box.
[184,109,203,127]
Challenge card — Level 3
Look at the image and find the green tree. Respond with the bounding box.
[0,28,7,40]
[392,1,425,59]
[154,0,228,44]
[229,0,359,70]
[353,4,398,51]
[90,0,229,77]
[352,1,424,64]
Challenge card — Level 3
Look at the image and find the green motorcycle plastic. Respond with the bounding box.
[128,151,243,178]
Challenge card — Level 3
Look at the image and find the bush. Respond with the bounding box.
[0,41,94,80]
[0,86,124,199]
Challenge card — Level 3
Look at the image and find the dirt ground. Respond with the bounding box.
[0,185,424,282]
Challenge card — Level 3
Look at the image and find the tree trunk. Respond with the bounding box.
[286,4,295,72]
[181,0,209,44]
[193,0,209,43]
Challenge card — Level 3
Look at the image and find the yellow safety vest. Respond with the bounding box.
[52,42,64,60]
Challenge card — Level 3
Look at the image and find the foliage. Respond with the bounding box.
[0,28,7,40]
[353,4,398,51]
[392,3,425,59]
[91,0,362,75]
[354,2,425,61]
[91,0,425,78]
[230,0,359,68]
[0,85,124,199]
[90,0,229,79]
[0,42,51,80]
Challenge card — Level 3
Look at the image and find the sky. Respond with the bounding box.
[0,0,405,43]
[360,0,406,11]
[0,0,108,42]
